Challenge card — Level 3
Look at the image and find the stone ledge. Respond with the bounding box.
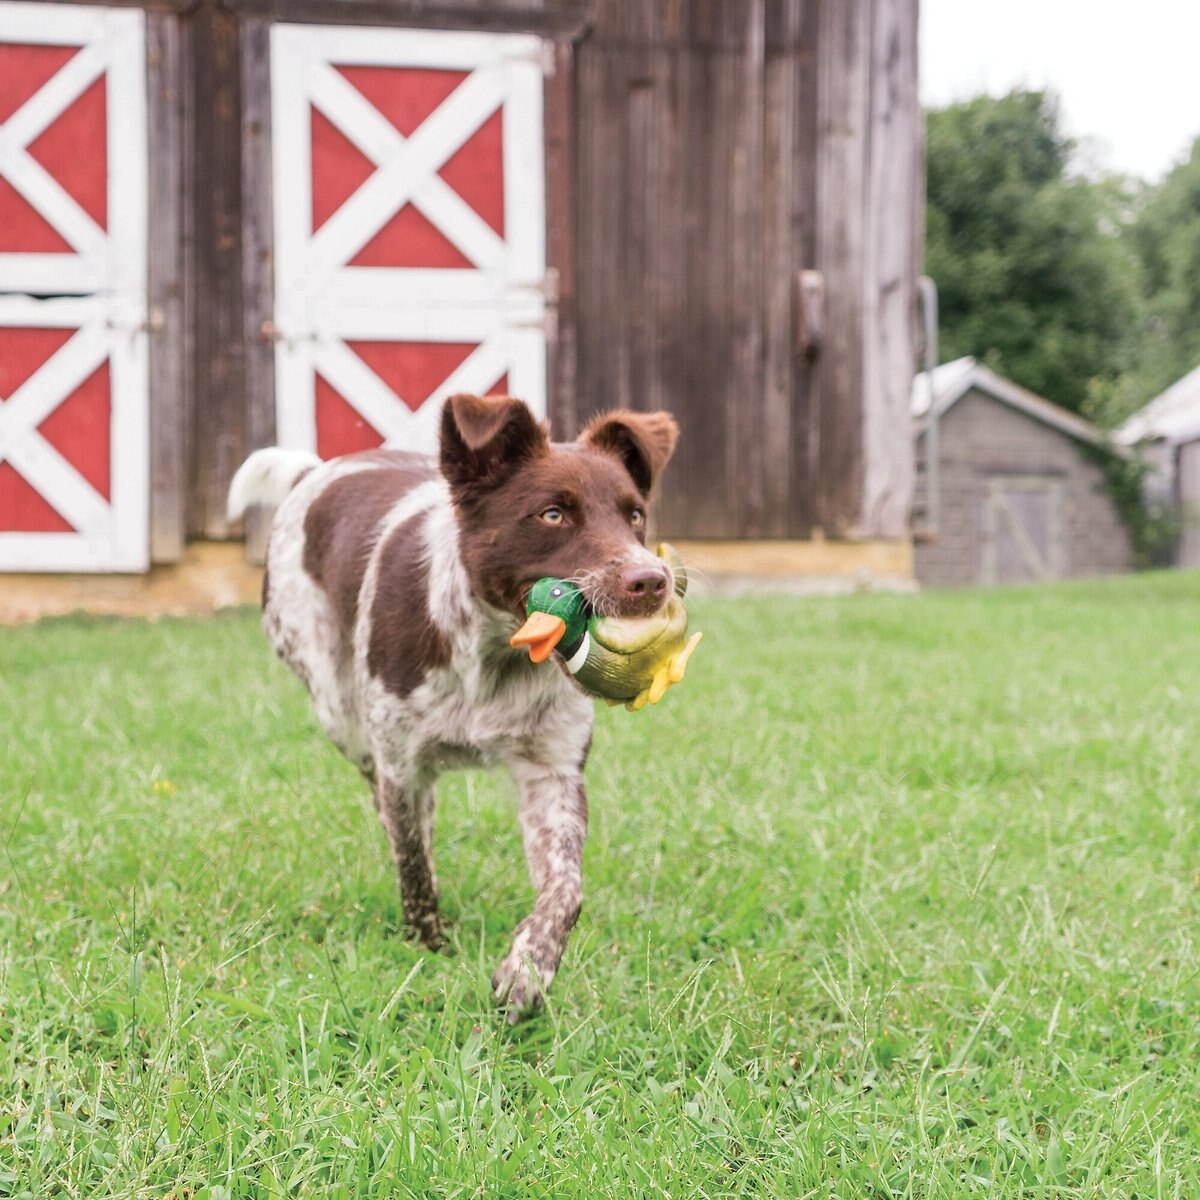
[669,538,916,596]
[0,536,916,623]
[0,542,262,624]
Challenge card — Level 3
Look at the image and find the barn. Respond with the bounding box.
[912,358,1133,587]
[1116,363,1200,569]
[0,0,921,610]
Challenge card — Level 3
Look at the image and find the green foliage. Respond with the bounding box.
[925,91,1142,414]
[927,91,1200,432]
[3,589,1200,1196]
[1127,136,1200,399]
[1082,440,1182,568]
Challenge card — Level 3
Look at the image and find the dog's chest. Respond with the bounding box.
[366,631,593,773]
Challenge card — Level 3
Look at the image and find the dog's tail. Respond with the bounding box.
[227,447,321,521]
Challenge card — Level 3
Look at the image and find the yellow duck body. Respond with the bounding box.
[577,592,701,709]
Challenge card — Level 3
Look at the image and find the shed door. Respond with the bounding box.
[979,474,1065,584]
[0,2,148,572]
[270,25,547,460]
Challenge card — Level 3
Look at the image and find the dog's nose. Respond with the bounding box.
[620,564,669,600]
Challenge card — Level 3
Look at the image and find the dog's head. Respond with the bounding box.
[440,394,679,621]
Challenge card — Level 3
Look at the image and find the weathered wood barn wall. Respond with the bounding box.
[571,1,921,540]
[0,0,920,575]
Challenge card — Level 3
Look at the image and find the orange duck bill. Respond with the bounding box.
[510,612,567,663]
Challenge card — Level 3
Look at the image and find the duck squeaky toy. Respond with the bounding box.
[510,543,702,711]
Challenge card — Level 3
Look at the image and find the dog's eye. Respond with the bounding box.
[630,508,645,527]
[540,507,565,526]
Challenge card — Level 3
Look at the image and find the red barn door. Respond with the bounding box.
[270,25,547,459]
[0,2,148,571]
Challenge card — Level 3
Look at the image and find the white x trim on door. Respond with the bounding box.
[306,61,509,276]
[0,294,148,570]
[0,2,149,572]
[270,24,547,456]
[0,2,145,296]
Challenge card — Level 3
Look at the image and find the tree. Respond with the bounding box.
[1127,136,1200,400]
[924,90,1141,415]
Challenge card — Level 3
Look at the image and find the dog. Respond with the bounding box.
[227,394,679,1020]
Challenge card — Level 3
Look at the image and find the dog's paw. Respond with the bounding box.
[406,907,449,952]
[491,953,547,1025]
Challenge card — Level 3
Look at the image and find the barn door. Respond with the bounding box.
[270,25,547,460]
[979,474,1065,584]
[0,2,148,571]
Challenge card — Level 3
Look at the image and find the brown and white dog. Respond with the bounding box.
[227,394,679,1020]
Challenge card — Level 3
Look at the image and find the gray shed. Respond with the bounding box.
[912,358,1132,587]
[1116,364,1200,568]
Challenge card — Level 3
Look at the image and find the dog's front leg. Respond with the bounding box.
[493,762,588,1022]
[374,771,446,950]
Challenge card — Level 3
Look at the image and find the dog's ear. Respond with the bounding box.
[440,394,549,494]
[578,410,679,496]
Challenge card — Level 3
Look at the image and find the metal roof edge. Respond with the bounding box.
[914,360,1114,452]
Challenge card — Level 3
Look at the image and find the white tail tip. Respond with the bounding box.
[227,448,321,521]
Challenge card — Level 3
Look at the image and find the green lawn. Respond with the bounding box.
[2,572,1199,1198]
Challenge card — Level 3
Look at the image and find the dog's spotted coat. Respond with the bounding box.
[228,395,679,1019]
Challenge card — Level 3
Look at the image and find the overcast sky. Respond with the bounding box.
[920,0,1200,181]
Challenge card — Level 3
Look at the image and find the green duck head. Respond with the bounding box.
[510,579,589,663]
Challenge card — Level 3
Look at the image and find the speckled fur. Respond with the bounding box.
[231,395,678,1020]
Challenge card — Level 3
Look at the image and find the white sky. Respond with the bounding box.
[920,0,1200,181]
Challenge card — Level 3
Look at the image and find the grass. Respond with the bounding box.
[1,571,1199,1198]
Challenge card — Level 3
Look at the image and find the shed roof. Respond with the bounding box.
[1115,363,1200,447]
[911,356,1108,448]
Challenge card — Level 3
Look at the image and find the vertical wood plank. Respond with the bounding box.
[647,35,688,535]
[727,0,766,536]
[186,0,246,539]
[764,0,819,539]
[812,0,868,536]
[789,0,822,538]
[623,58,659,422]
[544,36,578,438]
[574,41,627,420]
[145,9,187,562]
[240,16,276,561]
[678,34,732,536]
[859,0,918,537]
[759,1,798,540]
